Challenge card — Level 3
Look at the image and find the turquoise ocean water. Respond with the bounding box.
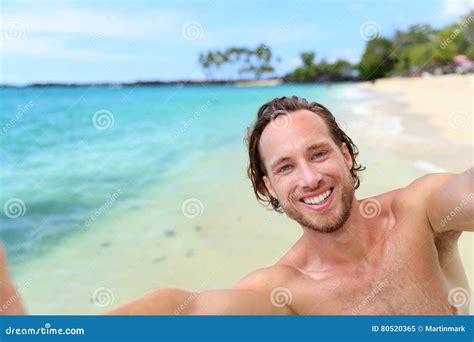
[0,83,357,267]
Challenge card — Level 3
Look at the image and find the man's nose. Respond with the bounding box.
[297,163,322,189]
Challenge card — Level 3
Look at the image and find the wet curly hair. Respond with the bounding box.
[246,96,365,213]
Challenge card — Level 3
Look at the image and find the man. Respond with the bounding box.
[1,96,472,315]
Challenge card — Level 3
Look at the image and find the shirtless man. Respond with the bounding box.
[1,96,472,315]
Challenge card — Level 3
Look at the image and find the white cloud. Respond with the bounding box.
[0,7,189,61]
[441,0,474,17]
[0,36,160,61]
[0,8,182,38]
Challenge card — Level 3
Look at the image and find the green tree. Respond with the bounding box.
[433,24,465,65]
[465,45,474,60]
[198,44,277,80]
[300,52,316,68]
[357,38,397,79]
[393,24,434,50]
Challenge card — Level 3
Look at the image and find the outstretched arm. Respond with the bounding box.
[0,244,293,315]
[107,268,294,315]
[106,287,289,315]
[426,168,474,233]
[0,247,27,315]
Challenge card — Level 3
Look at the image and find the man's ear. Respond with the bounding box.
[263,175,277,199]
[341,143,353,169]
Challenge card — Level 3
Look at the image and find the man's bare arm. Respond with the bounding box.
[426,168,474,233]
[0,243,294,316]
[107,268,295,315]
[106,288,285,315]
[0,247,26,315]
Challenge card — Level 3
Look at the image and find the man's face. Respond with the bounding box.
[260,109,355,233]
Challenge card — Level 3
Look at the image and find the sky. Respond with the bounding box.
[1,0,473,85]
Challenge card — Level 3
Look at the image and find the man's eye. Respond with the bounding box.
[313,151,327,159]
[278,165,292,173]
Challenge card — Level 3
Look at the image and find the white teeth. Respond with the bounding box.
[302,189,332,205]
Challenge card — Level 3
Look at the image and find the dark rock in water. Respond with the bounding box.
[153,256,166,263]
[195,225,202,232]
[164,229,175,237]
[185,250,194,258]
[101,242,111,248]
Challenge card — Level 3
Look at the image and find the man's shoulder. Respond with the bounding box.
[388,173,456,212]
[358,173,457,228]
[404,173,456,193]
[232,265,301,293]
[381,173,461,245]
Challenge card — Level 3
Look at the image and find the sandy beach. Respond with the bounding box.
[234,78,284,87]
[360,75,473,144]
[357,74,473,172]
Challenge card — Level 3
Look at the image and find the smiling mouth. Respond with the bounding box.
[300,187,334,206]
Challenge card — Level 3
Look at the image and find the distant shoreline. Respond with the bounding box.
[0,77,364,88]
[5,74,471,88]
[1,78,287,88]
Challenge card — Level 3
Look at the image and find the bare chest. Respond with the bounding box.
[289,229,458,315]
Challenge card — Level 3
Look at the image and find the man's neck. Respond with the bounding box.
[299,199,373,271]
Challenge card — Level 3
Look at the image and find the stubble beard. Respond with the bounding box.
[281,172,355,233]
